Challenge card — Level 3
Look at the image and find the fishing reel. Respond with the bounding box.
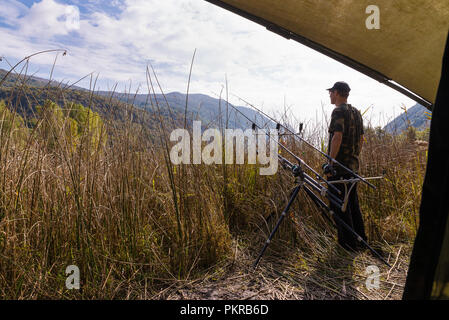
[291,164,305,181]
[322,163,336,176]
[292,164,301,177]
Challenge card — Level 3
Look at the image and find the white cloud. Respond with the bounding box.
[0,0,28,26]
[14,0,77,37]
[0,0,416,127]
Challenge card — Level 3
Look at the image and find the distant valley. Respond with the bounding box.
[0,68,273,131]
[1,68,431,135]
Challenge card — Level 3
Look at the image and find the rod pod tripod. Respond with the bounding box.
[253,162,391,269]
[220,96,390,268]
[253,163,305,268]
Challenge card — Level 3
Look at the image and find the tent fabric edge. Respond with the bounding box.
[204,0,433,109]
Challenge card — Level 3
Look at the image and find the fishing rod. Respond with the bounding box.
[278,154,343,212]
[224,101,390,268]
[228,103,341,195]
[255,152,391,268]
[232,94,377,190]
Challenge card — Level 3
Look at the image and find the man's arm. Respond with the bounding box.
[359,134,364,153]
[329,131,343,163]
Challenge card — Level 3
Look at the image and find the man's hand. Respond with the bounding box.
[322,163,336,177]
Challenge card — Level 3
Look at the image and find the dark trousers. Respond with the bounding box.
[327,174,367,250]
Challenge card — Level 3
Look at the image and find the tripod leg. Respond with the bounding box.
[253,183,302,268]
[302,185,337,228]
[302,186,391,268]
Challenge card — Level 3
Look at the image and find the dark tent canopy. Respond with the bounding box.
[205,0,449,107]
[404,30,449,300]
[205,0,449,299]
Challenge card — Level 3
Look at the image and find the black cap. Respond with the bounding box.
[327,81,351,94]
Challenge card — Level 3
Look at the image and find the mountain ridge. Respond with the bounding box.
[0,68,274,131]
[383,103,431,134]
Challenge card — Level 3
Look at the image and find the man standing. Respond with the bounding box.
[325,81,367,251]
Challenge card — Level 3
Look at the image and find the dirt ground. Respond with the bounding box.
[153,239,409,300]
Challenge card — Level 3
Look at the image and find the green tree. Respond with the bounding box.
[36,100,74,151]
[35,101,106,152]
[66,102,106,151]
[0,99,27,143]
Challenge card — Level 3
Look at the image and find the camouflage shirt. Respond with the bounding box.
[328,103,364,175]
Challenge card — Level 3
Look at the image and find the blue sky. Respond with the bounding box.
[0,0,416,127]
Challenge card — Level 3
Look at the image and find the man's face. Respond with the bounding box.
[329,90,337,105]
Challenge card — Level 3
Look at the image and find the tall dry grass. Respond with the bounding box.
[0,60,427,299]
